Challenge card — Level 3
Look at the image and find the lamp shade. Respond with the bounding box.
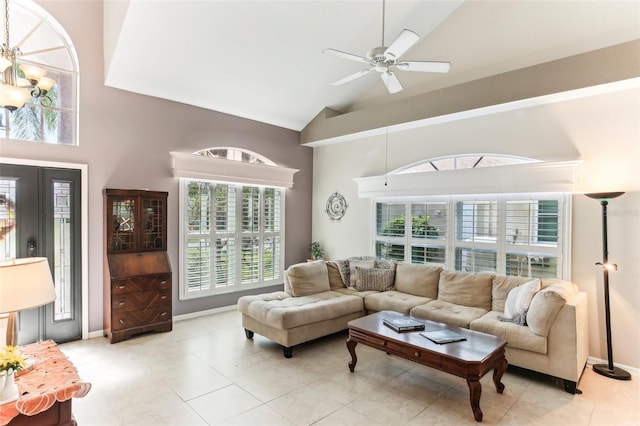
[0,83,29,110]
[0,257,56,314]
[19,64,47,84]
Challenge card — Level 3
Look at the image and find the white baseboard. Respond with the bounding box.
[88,329,105,339]
[586,356,640,377]
[173,304,238,322]
[85,305,238,340]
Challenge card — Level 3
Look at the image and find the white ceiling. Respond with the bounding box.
[104,0,640,132]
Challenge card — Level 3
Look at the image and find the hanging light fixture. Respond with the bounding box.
[0,0,54,111]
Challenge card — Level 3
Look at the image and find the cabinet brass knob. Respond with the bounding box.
[414,352,419,357]
[161,312,167,316]
[119,319,125,324]
[161,280,168,284]
[117,285,125,289]
[119,301,125,306]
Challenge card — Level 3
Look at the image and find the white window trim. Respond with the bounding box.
[171,151,298,188]
[179,179,286,300]
[176,148,294,300]
[354,160,582,198]
[371,193,572,280]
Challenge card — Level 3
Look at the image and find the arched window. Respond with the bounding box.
[396,154,538,174]
[172,149,299,299]
[194,147,277,166]
[0,0,78,145]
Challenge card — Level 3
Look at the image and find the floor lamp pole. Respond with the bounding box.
[586,192,631,380]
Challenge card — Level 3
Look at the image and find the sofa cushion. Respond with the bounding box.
[355,267,395,292]
[527,280,576,337]
[410,300,488,328]
[503,279,541,320]
[348,259,375,286]
[364,291,431,315]
[241,290,364,330]
[326,261,346,289]
[492,275,534,312]
[287,260,330,296]
[394,263,442,298]
[332,287,379,298]
[471,311,547,354]
[437,271,494,311]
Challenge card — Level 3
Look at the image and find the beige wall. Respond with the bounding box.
[312,87,640,369]
[0,1,313,332]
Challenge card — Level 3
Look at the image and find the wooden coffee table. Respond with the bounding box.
[346,311,507,422]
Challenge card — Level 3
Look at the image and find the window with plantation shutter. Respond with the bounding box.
[180,179,284,299]
[373,194,568,279]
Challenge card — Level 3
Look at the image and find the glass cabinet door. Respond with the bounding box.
[110,197,136,252]
[141,197,166,250]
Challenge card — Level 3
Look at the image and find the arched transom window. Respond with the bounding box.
[194,147,277,166]
[1,0,78,145]
[396,154,539,174]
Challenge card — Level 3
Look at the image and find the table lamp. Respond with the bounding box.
[0,257,56,347]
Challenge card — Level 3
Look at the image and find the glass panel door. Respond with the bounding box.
[0,164,81,344]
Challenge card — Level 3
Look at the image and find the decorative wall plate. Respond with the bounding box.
[325,192,348,221]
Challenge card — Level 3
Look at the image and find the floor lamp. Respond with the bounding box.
[585,192,632,380]
[0,257,57,347]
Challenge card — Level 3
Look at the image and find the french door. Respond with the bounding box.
[0,164,82,344]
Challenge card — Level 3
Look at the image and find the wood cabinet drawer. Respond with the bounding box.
[112,288,171,312]
[111,274,171,294]
[111,305,171,331]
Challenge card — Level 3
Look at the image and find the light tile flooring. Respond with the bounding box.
[59,310,640,426]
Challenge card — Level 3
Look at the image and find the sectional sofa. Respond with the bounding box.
[238,258,588,393]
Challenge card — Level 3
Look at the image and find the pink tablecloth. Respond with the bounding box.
[0,340,91,425]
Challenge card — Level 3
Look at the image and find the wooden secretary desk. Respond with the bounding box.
[103,189,172,343]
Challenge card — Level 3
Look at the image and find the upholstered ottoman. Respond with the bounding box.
[238,261,366,357]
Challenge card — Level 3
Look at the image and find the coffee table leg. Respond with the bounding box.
[466,379,483,422]
[493,358,508,394]
[346,338,358,372]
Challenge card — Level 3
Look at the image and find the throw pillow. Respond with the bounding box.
[437,270,494,310]
[326,261,346,289]
[503,279,541,320]
[287,260,331,296]
[394,263,442,298]
[348,259,375,287]
[526,280,576,336]
[354,267,395,292]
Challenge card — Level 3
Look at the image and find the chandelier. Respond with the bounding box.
[0,0,54,111]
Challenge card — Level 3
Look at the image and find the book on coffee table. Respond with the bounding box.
[420,329,467,344]
[382,317,425,332]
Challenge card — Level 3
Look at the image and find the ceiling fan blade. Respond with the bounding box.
[322,48,370,64]
[396,61,451,73]
[380,71,403,94]
[384,29,420,60]
[331,68,373,86]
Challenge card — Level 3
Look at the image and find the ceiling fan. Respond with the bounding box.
[322,0,450,94]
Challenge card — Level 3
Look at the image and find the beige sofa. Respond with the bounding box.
[238,259,588,393]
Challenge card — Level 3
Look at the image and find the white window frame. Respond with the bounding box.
[179,178,286,299]
[1,0,79,145]
[172,150,297,300]
[372,193,571,279]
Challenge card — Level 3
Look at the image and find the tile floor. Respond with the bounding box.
[59,310,640,425]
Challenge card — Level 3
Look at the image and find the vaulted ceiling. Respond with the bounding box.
[103,1,640,133]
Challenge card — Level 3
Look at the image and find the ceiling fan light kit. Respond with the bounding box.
[323,0,450,94]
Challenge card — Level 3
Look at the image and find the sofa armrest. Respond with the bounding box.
[544,291,589,382]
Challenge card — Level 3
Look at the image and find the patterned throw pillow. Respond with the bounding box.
[348,260,375,287]
[354,267,395,292]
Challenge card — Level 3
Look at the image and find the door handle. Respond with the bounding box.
[27,240,37,257]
